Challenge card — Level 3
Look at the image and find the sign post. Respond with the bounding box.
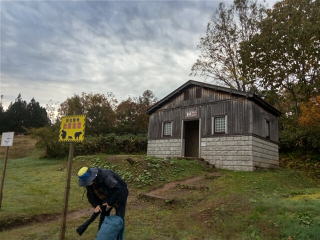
[59,115,85,240]
[0,132,14,209]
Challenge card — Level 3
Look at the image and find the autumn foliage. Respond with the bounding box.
[299,96,320,127]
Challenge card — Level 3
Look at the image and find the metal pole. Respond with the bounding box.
[0,146,9,209]
[59,142,74,240]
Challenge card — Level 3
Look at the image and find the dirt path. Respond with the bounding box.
[0,208,92,232]
[1,173,220,232]
[1,192,140,232]
[144,172,222,200]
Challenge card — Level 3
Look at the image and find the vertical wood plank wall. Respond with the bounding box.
[148,87,279,142]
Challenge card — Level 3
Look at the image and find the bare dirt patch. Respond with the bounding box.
[142,172,222,202]
[0,190,140,232]
[0,208,91,232]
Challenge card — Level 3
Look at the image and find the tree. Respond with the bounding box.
[191,0,265,91]
[115,98,138,134]
[26,98,50,128]
[84,93,116,135]
[5,94,28,133]
[115,90,157,134]
[240,0,320,114]
[299,96,320,127]
[59,93,117,135]
[1,95,49,133]
[135,90,157,133]
[0,103,6,133]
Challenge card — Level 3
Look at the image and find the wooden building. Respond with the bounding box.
[146,80,280,171]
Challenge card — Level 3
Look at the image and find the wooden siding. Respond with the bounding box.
[148,97,252,139]
[159,86,237,111]
[252,102,279,142]
[148,86,279,143]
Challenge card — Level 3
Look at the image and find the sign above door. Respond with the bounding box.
[185,108,198,118]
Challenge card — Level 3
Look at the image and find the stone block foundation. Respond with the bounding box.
[200,136,278,171]
[147,136,278,171]
[147,139,182,158]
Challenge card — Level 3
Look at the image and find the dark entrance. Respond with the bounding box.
[184,120,199,157]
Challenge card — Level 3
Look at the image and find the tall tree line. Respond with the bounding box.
[58,90,157,135]
[0,94,50,133]
[1,90,156,136]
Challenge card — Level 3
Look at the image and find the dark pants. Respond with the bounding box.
[98,187,128,230]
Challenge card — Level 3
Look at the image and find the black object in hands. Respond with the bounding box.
[76,211,100,236]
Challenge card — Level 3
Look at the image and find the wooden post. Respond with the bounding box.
[59,142,74,240]
[0,146,9,209]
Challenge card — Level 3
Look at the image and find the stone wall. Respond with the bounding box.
[200,136,254,171]
[252,136,279,168]
[147,136,279,171]
[200,135,279,171]
[147,139,182,158]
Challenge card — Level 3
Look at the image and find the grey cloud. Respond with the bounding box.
[1,0,220,108]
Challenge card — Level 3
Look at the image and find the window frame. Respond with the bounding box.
[212,115,227,135]
[162,121,173,137]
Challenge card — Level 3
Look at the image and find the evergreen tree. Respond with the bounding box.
[5,94,28,133]
[26,98,50,128]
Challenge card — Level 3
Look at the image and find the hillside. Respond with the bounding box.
[0,146,319,240]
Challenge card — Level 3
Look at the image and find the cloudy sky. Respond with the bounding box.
[0,0,276,109]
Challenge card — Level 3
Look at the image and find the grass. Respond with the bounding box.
[0,135,37,159]
[0,152,209,230]
[0,156,88,228]
[2,167,319,240]
[0,139,319,240]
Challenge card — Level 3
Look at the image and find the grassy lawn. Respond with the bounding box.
[0,147,319,239]
[0,152,209,230]
[0,135,37,159]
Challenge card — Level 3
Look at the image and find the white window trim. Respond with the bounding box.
[163,121,173,137]
[212,115,227,134]
[225,115,228,134]
[211,116,215,135]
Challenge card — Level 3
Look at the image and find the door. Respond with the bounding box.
[184,120,199,157]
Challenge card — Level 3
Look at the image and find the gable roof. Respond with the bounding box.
[147,80,281,116]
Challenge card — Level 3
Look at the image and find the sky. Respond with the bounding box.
[0,0,277,110]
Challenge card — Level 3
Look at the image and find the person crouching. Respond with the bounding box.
[77,167,128,238]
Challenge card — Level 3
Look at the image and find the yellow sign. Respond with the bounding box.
[59,115,86,142]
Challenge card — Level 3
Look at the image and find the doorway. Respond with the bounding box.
[183,120,199,157]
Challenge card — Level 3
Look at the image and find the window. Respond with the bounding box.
[196,87,202,98]
[266,120,270,139]
[212,116,227,134]
[163,122,173,136]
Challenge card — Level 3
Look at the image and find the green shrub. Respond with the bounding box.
[30,126,68,157]
[31,127,147,158]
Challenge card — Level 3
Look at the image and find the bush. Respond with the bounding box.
[30,126,68,157]
[75,134,147,155]
[31,127,147,158]
[280,125,320,153]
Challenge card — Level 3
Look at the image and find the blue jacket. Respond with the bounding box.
[95,216,124,240]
